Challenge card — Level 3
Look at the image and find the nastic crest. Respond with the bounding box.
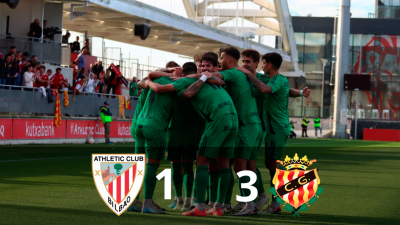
[269,153,323,217]
[92,154,145,216]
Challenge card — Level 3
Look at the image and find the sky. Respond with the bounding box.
[64,0,377,75]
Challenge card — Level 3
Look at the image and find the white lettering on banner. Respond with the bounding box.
[95,124,105,135]
[118,123,131,136]
[0,125,4,137]
[25,122,55,137]
[71,123,97,136]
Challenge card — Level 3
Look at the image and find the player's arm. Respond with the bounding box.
[289,87,310,98]
[137,77,149,89]
[204,71,224,80]
[148,71,176,80]
[186,73,225,86]
[236,67,272,94]
[146,80,176,93]
[180,73,212,100]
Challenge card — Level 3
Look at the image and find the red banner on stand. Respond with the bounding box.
[0,118,12,140]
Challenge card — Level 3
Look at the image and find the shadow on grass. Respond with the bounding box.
[0,204,398,225]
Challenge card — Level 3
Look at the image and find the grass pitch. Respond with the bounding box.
[1,138,400,225]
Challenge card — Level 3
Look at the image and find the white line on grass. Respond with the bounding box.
[0,156,90,163]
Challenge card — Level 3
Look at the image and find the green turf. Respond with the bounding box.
[1,138,400,225]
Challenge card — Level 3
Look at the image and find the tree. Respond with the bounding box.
[114,163,123,176]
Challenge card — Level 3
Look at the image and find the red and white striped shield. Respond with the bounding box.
[92,154,145,216]
[273,169,320,209]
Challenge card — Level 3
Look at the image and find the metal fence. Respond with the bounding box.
[0,35,68,65]
[0,85,138,118]
[95,56,159,80]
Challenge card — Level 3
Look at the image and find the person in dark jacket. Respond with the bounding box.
[28,19,42,40]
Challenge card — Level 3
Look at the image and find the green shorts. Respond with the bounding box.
[265,133,289,160]
[234,123,262,160]
[166,129,197,161]
[198,114,238,160]
[131,122,136,141]
[135,125,167,160]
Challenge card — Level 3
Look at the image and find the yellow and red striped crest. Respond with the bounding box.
[273,169,320,209]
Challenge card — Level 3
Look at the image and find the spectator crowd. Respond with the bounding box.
[1,45,140,99]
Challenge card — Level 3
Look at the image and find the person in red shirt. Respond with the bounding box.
[72,77,88,101]
[37,66,51,88]
[50,68,65,90]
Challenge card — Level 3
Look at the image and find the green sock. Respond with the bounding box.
[206,172,210,201]
[239,175,251,197]
[144,163,159,199]
[171,162,183,198]
[256,167,265,193]
[195,165,208,204]
[209,170,219,203]
[183,162,194,198]
[224,168,235,205]
[216,168,231,203]
[269,169,276,201]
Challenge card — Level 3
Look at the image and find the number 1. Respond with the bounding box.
[156,169,171,199]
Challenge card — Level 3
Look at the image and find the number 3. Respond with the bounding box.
[236,170,258,202]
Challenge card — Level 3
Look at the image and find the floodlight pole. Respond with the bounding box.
[321,59,328,117]
[355,88,359,139]
[333,0,351,139]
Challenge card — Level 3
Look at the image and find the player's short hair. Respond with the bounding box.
[23,52,29,57]
[194,54,202,62]
[220,47,240,61]
[56,68,62,72]
[262,52,283,69]
[241,49,260,63]
[40,66,46,70]
[182,66,197,76]
[27,65,33,68]
[183,62,197,70]
[201,52,218,66]
[47,69,52,73]
[166,61,180,68]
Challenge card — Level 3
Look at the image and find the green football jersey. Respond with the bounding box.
[220,67,261,125]
[253,73,270,131]
[137,77,177,131]
[132,88,149,125]
[263,74,290,135]
[168,99,201,131]
[129,82,139,96]
[172,77,237,122]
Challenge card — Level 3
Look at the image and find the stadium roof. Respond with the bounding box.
[55,0,291,61]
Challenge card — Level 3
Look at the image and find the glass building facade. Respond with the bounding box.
[292,32,400,120]
[376,0,400,19]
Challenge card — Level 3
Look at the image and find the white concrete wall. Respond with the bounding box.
[0,0,45,37]
[43,3,63,43]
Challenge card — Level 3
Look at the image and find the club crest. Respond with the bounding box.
[92,154,145,216]
[269,153,323,216]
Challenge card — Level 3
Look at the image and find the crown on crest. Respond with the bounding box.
[278,153,317,171]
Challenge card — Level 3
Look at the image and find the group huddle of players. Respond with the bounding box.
[129,47,310,217]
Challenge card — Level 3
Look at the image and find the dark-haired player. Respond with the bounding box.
[145,63,237,217]
[240,49,310,212]
[236,52,309,214]
[204,47,262,216]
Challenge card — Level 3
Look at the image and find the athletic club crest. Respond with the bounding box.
[92,154,145,216]
[269,153,323,216]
